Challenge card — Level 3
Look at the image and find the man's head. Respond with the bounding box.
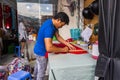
[52,12,69,28]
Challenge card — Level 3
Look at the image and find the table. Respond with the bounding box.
[48,47,96,80]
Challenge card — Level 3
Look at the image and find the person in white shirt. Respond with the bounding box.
[18,21,27,57]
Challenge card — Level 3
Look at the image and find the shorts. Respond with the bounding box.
[20,37,26,42]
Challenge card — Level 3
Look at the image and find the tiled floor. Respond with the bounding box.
[0,53,15,65]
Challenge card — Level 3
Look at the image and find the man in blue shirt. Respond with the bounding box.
[34,12,75,80]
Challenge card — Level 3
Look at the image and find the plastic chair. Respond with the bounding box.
[8,70,32,80]
[15,46,21,57]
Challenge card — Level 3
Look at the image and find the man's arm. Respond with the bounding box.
[55,31,76,50]
[44,38,69,53]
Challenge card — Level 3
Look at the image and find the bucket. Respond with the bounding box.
[70,28,80,40]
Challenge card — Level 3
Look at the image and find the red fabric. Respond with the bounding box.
[4,5,11,13]
[45,43,88,58]
[0,3,2,28]
[66,38,74,42]
[92,55,98,60]
[45,52,48,58]
[53,43,88,54]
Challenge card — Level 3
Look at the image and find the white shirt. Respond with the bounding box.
[18,22,27,41]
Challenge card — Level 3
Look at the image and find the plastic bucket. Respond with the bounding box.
[70,28,80,40]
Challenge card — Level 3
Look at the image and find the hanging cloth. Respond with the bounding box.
[95,0,120,80]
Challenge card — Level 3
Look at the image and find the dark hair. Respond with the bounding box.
[53,12,69,25]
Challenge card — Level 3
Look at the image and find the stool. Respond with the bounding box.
[15,46,21,57]
[8,70,32,80]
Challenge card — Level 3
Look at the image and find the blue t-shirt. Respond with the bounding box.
[34,19,57,56]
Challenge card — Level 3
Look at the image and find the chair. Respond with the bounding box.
[15,46,21,57]
[8,70,32,80]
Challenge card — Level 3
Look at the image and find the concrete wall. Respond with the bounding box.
[58,0,84,40]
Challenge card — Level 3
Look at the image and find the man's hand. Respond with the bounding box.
[66,43,76,50]
[62,46,69,53]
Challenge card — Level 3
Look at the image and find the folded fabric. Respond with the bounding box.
[53,43,88,54]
